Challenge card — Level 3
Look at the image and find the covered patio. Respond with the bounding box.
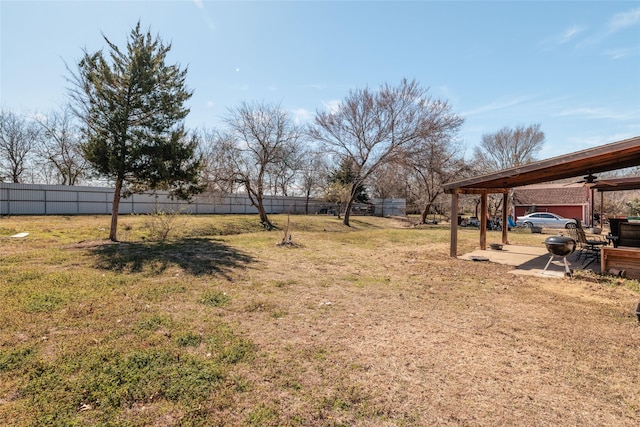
[458,243,601,278]
[442,136,640,277]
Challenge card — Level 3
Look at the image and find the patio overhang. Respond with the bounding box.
[443,136,640,194]
[590,176,640,192]
[443,136,640,257]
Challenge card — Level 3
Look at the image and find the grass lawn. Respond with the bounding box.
[1,214,639,426]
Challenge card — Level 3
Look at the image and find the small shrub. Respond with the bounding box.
[145,209,189,241]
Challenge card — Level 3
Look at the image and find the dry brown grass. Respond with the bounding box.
[1,214,639,426]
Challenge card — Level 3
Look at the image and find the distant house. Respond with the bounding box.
[512,183,590,222]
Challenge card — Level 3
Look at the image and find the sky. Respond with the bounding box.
[1,0,639,161]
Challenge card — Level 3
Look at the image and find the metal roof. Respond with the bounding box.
[443,136,640,193]
[512,183,588,205]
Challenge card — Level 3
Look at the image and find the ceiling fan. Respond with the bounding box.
[581,173,598,185]
[562,172,605,187]
[572,172,617,187]
[562,172,597,186]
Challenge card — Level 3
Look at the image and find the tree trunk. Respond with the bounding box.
[304,189,310,214]
[420,203,432,224]
[257,202,273,229]
[109,178,123,241]
[245,184,274,230]
[342,196,355,226]
[343,182,363,226]
[254,194,273,229]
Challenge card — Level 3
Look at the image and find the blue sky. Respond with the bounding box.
[1,1,639,160]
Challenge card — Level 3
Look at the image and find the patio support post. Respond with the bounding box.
[480,193,488,250]
[600,191,604,229]
[590,187,595,227]
[450,192,459,257]
[502,191,509,244]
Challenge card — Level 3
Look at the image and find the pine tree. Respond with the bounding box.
[68,22,203,241]
[328,157,369,203]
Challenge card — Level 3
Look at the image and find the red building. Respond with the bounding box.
[512,183,590,224]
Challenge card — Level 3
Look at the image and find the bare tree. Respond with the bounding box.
[35,105,89,185]
[200,130,238,194]
[472,124,545,218]
[0,109,40,183]
[266,139,305,197]
[368,162,406,200]
[299,149,329,213]
[309,78,464,226]
[205,102,302,229]
[473,124,544,171]
[403,136,469,223]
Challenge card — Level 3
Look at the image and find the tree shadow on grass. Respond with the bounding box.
[90,238,256,279]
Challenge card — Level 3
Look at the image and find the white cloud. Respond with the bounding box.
[575,7,640,49]
[538,25,585,51]
[604,46,638,59]
[567,133,634,148]
[560,25,585,44]
[555,107,631,121]
[193,0,216,31]
[462,96,533,117]
[608,7,640,33]
[321,99,342,114]
[297,83,328,91]
[291,108,313,125]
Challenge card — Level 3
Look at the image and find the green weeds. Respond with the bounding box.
[2,321,254,425]
[175,331,202,347]
[247,403,280,426]
[200,289,231,307]
[20,348,225,424]
[135,314,173,332]
[207,324,256,364]
[23,292,65,313]
[0,346,35,372]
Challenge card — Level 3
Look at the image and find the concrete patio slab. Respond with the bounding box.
[459,244,600,278]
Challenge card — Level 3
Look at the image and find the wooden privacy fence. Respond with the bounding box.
[0,183,405,217]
